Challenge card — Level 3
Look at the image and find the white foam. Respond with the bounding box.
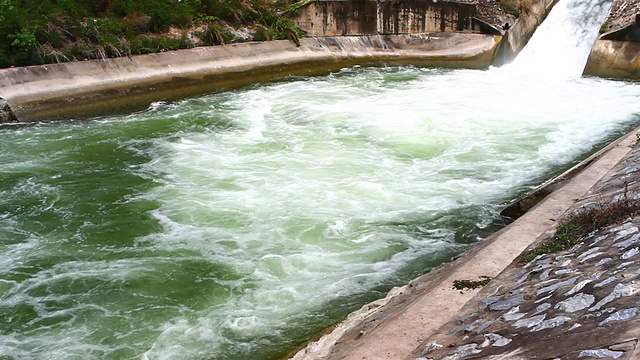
[2,0,640,357]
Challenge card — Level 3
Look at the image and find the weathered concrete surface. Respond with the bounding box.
[494,0,559,64]
[411,133,640,360]
[0,34,498,123]
[291,0,555,65]
[583,39,640,80]
[290,129,640,360]
[293,0,480,36]
[584,0,640,80]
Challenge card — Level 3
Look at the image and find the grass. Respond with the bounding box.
[519,188,640,263]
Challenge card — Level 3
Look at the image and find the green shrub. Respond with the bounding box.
[0,0,301,67]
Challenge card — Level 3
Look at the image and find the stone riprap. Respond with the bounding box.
[412,145,640,360]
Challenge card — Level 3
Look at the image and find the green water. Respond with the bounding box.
[1,65,639,359]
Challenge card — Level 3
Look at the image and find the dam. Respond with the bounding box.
[1,0,640,360]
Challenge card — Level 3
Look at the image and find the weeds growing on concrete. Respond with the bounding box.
[453,276,492,290]
[520,188,640,262]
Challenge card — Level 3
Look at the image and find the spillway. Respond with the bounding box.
[1,0,640,359]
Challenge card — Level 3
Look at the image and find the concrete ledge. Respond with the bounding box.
[583,39,640,80]
[0,33,498,123]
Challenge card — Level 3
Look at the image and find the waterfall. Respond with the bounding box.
[509,0,613,77]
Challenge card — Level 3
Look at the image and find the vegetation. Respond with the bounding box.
[0,0,301,68]
[498,0,532,18]
[519,190,640,262]
[453,276,492,290]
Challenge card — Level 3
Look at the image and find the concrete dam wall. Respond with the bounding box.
[292,0,489,36]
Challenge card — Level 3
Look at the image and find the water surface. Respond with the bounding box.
[1,0,640,358]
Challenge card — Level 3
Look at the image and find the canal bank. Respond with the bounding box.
[0,1,636,358]
[0,34,497,123]
[0,0,564,123]
[293,128,640,360]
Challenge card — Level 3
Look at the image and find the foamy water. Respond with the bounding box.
[1,0,639,358]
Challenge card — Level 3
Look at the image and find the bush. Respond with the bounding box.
[0,0,301,68]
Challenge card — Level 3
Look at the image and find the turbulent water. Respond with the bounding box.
[1,0,640,359]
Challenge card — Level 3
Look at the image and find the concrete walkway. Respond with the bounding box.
[292,128,640,359]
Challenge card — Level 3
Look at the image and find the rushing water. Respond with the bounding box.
[1,0,640,359]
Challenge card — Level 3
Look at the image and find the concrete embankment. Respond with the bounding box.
[409,128,640,360]
[0,33,498,123]
[0,0,564,124]
[291,127,640,360]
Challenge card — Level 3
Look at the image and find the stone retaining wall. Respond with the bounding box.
[412,133,640,360]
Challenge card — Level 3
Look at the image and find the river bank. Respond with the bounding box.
[290,127,640,360]
[0,34,498,123]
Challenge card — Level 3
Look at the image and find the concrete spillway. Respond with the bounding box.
[0,0,639,359]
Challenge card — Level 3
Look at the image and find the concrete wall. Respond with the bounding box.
[583,39,640,80]
[294,1,378,36]
[293,0,480,36]
[378,1,476,34]
[583,17,640,80]
[0,0,562,123]
[0,34,499,122]
[493,0,560,65]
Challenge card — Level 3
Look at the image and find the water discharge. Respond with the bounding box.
[1,0,640,359]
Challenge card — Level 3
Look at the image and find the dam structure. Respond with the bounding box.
[0,1,640,360]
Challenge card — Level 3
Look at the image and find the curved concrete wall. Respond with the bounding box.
[584,39,640,80]
[0,34,498,123]
[0,0,560,123]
